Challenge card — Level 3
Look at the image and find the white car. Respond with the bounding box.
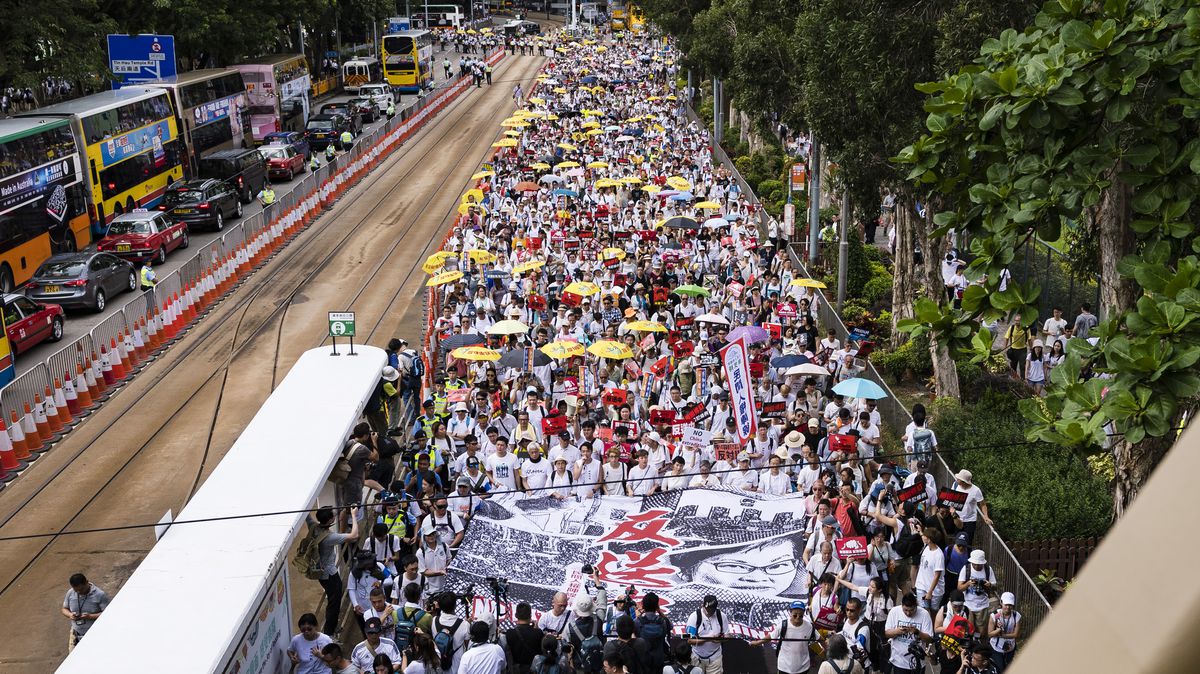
[358,84,395,113]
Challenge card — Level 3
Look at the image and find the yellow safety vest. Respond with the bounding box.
[433,392,448,417]
[140,267,155,287]
[260,188,275,205]
[379,511,409,538]
[340,130,353,145]
[419,414,439,439]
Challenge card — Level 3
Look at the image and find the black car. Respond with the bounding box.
[160,179,242,231]
[347,97,378,123]
[319,103,364,135]
[306,113,360,151]
[25,252,137,312]
[197,148,269,205]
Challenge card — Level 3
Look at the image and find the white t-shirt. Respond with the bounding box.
[601,462,627,495]
[840,616,871,658]
[726,469,759,491]
[769,617,814,674]
[574,459,601,498]
[486,452,520,490]
[685,609,726,659]
[628,464,656,495]
[432,613,472,674]
[956,484,986,522]
[884,605,933,670]
[458,642,508,674]
[417,542,451,599]
[520,457,552,491]
[959,564,997,612]
[759,470,791,495]
[915,545,946,598]
[289,633,334,674]
[352,638,402,672]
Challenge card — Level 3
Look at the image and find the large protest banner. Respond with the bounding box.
[445,487,808,638]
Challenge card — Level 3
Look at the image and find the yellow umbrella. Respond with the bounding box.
[466,29,477,34]
[461,188,484,203]
[501,119,529,128]
[557,142,577,151]
[492,138,518,148]
[642,184,662,193]
[451,346,501,361]
[423,251,453,269]
[504,130,523,137]
[426,271,464,287]
[695,201,722,210]
[790,278,828,289]
[622,59,634,65]
[587,340,634,360]
[541,340,586,359]
[596,46,608,52]
[647,96,661,102]
[529,97,546,105]
[583,109,604,117]
[581,121,600,129]
[626,320,666,333]
[466,249,497,264]
[553,87,568,94]
[620,176,643,185]
[601,247,627,261]
[555,160,580,169]
[471,170,495,180]
[585,129,605,136]
[666,176,692,191]
[587,161,609,169]
[564,281,601,296]
[594,178,620,188]
[530,162,551,170]
[666,95,678,101]
[487,319,530,335]
[545,113,560,121]
[512,259,546,274]
[457,202,488,215]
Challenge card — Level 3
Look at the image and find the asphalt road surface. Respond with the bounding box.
[0,50,548,674]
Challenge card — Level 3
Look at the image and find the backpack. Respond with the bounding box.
[534,658,562,674]
[293,526,329,580]
[395,606,426,650]
[434,617,463,669]
[637,613,669,662]
[570,618,604,673]
[404,350,425,388]
[911,428,933,455]
[692,608,725,636]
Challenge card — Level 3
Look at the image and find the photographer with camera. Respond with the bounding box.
[957,550,997,634]
[506,602,546,674]
[567,569,609,674]
[884,593,933,674]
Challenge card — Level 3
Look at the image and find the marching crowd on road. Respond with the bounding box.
[58,22,1022,674]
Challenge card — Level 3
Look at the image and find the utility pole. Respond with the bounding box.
[713,78,722,145]
[807,138,821,265]
[836,191,850,312]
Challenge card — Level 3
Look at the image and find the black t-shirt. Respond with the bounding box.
[506,624,545,666]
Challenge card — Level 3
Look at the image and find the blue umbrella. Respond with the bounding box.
[553,188,579,198]
[770,354,809,368]
[669,191,694,202]
[580,75,598,84]
[724,213,744,221]
[833,377,888,400]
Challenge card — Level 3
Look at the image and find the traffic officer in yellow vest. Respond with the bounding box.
[386,100,396,119]
[484,63,493,85]
[412,400,440,442]
[139,260,157,306]
[339,128,354,151]
[377,493,416,554]
[256,184,276,214]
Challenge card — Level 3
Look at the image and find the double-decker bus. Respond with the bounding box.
[145,69,250,175]
[341,57,382,94]
[413,6,465,29]
[627,4,645,32]
[382,31,434,94]
[23,87,185,237]
[0,118,92,290]
[233,54,312,144]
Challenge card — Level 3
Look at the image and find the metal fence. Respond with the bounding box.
[692,100,1053,637]
[1009,237,1100,322]
[0,47,507,474]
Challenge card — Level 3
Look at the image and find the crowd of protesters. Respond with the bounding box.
[289,21,1020,674]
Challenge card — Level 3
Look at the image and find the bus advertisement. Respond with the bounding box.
[21,87,185,237]
[412,6,465,29]
[233,55,312,143]
[0,118,92,290]
[145,69,250,175]
[382,31,434,93]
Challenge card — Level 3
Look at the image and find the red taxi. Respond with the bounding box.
[97,211,190,265]
[2,293,65,356]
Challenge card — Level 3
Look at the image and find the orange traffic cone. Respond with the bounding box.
[59,376,80,422]
[108,338,127,380]
[22,403,43,453]
[133,320,147,361]
[121,329,139,371]
[33,395,55,442]
[8,411,29,463]
[43,385,64,432]
[74,364,93,410]
[100,345,116,386]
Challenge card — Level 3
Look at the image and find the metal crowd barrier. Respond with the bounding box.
[0,47,509,479]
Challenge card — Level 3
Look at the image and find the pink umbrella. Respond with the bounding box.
[727,325,771,344]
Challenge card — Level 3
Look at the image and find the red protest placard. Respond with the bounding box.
[649,409,675,425]
[561,376,579,396]
[446,388,470,403]
[603,257,621,268]
[671,341,695,358]
[527,294,547,311]
[564,239,581,250]
[727,281,745,296]
[835,536,869,560]
[777,303,797,318]
[580,229,595,239]
[938,488,968,510]
[613,230,632,240]
[652,287,669,303]
[897,481,928,504]
[714,443,740,463]
[828,433,858,454]
[638,230,658,241]
[624,360,643,379]
[612,420,638,437]
[561,292,582,307]
[760,401,787,418]
[542,415,568,435]
[749,362,765,378]
[527,236,544,250]
[597,427,613,441]
[766,322,783,340]
[676,316,695,328]
[602,387,628,406]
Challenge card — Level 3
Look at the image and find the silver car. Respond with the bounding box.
[25,252,138,312]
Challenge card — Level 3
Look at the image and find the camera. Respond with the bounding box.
[906,641,928,664]
[581,562,595,575]
[486,576,509,596]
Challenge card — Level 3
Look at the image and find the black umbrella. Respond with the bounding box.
[441,334,486,350]
[662,216,699,230]
[770,354,809,368]
[497,348,552,369]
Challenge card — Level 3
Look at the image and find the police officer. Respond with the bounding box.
[309,153,321,172]
[339,128,354,151]
[325,143,336,162]
[256,184,276,219]
[485,63,493,85]
[139,260,157,292]
[386,100,396,119]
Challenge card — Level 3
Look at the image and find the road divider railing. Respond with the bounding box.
[0,48,508,484]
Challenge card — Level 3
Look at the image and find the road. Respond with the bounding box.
[0,49,547,673]
[13,45,468,376]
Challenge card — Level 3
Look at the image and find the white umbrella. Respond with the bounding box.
[786,363,832,377]
[567,168,585,177]
[696,313,730,325]
[539,174,564,184]
[703,217,727,228]
[487,319,530,335]
[616,135,636,142]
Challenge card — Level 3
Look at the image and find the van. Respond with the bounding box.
[197,149,269,205]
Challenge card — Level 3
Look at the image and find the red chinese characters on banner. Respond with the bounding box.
[597,509,682,546]
[595,548,677,589]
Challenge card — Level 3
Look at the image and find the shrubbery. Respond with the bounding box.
[931,392,1111,540]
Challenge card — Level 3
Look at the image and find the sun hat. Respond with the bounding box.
[784,431,806,449]
[969,549,987,565]
[955,469,974,485]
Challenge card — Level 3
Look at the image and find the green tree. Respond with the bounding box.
[0,0,117,91]
[896,0,1200,517]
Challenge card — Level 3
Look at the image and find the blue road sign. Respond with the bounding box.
[388,17,412,32]
[107,34,177,88]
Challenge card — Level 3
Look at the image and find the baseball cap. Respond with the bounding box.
[736,451,750,463]
[879,464,894,475]
[788,600,806,611]
[1000,592,1016,606]
[955,532,970,546]
[466,456,480,467]
[365,617,382,634]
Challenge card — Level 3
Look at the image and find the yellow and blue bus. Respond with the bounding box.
[23,87,185,237]
[382,30,434,94]
[0,118,93,290]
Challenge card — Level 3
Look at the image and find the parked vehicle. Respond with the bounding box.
[196,148,269,204]
[25,253,138,312]
[97,211,189,265]
[258,145,307,182]
[318,104,364,135]
[347,97,378,123]
[305,113,359,151]
[358,84,395,114]
[160,179,243,232]
[261,131,311,160]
